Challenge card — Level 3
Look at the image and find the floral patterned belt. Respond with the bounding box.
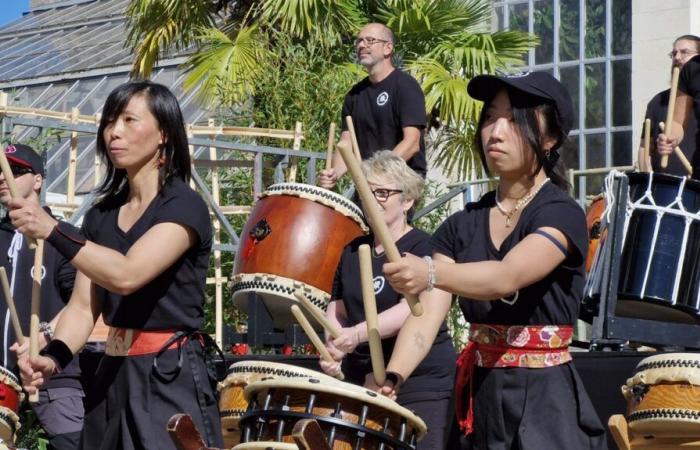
[455,323,574,436]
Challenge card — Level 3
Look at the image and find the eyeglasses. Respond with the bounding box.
[668,49,698,59]
[8,165,34,177]
[371,188,403,202]
[354,36,389,47]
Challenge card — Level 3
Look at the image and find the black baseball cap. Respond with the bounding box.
[4,143,44,176]
[468,71,575,135]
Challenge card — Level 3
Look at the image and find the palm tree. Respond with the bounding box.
[126,0,536,178]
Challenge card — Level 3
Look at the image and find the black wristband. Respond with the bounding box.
[46,220,86,261]
[39,339,73,370]
[385,371,403,388]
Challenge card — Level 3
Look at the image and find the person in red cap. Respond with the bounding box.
[0,143,84,449]
[371,71,607,449]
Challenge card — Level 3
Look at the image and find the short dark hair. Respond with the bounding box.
[674,34,700,52]
[474,88,570,192]
[95,81,191,199]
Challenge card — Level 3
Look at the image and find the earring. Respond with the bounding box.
[545,149,551,159]
[158,154,166,167]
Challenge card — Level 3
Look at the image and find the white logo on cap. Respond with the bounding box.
[5,145,16,154]
[376,92,389,106]
[506,71,532,79]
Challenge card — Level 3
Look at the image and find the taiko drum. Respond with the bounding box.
[232,183,368,329]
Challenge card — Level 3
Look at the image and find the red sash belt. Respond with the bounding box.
[455,324,574,436]
[105,327,181,357]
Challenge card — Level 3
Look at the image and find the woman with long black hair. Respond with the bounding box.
[373,72,607,449]
[8,81,223,450]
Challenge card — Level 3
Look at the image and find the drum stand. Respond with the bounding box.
[227,292,312,350]
[588,175,700,350]
[168,414,332,450]
[608,414,700,449]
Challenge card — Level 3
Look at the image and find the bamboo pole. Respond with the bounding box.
[325,123,336,170]
[287,121,304,182]
[208,119,223,349]
[66,107,79,213]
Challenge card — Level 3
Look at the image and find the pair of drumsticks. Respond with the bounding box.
[0,150,44,403]
[643,66,692,175]
[291,246,386,384]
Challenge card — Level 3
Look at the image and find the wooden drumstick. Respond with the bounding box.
[335,140,424,317]
[641,118,651,172]
[0,150,37,249]
[660,66,680,169]
[290,305,344,381]
[0,268,25,344]
[325,122,336,170]
[344,116,363,163]
[659,121,693,175]
[358,244,386,385]
[29,239,44,403]
[294,290,341,339]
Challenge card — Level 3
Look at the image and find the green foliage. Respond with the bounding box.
[16,407,49,450]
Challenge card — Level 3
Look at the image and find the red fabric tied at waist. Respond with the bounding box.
[455,324,574,436]
[105,327,182,357]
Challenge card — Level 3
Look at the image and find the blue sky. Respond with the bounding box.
[0,0,30,27]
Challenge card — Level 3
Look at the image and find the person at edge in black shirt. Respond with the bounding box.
[8,81,223,450]
[657,48,700,165]
[372,72,607,449]
[320,151,456,450]
[0,143,83,449]
[318,22,427,190]
[638,35,700,177]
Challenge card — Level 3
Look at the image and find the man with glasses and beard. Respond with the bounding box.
[0,144,83,450]
[319,23,428,190]
[639,35,700,177]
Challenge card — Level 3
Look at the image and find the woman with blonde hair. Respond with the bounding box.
[321,151,456,450]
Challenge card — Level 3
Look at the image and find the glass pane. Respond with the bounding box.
[559,0,579,61]
[496,6,505,30]
[534,0,554,64]
[509,3,529,33]
[612,131,633,167]
[612,0,631,55]
[585,0,606,59]
[559,66,580,129]
[585,63,605,129]
[585,133,606,195]
[561,134,580,171]
[612,59,631,127]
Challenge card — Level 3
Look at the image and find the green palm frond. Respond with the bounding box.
[431,123,481,177]
[409,57,475,126]
[427,30,537,76]
[259,0,364,45]
[183,25,271,106]
[126,0,217,78]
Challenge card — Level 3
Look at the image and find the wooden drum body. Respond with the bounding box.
[0,366,22,443]
[232,183,368,329]
[219,361,341,448]
[239,378,427,450]
[623,352,700,437]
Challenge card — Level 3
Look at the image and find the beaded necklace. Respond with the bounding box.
[495,178,550,227]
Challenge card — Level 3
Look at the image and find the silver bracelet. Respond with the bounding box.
[424,255,436,291]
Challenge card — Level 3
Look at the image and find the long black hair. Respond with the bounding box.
[474,88,570,192]
[95,81,191,199]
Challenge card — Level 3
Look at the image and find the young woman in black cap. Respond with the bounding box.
[7,81,223,450]
[372,72,607,449]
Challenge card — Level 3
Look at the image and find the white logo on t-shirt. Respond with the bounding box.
[373,276,385,294]
[376,92,389,106]
[30,265,47,281]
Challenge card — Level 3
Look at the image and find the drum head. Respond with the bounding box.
[616,299,700,325]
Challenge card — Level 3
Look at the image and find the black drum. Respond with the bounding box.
[586,172,700,323]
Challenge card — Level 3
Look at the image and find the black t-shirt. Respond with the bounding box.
[679,55,700,160]
[82,178,212,330]
[642,89,699,177]
[341,69,427,175]
[332,228,455,402]
[432,182,588,326]
[0,212,81,388]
